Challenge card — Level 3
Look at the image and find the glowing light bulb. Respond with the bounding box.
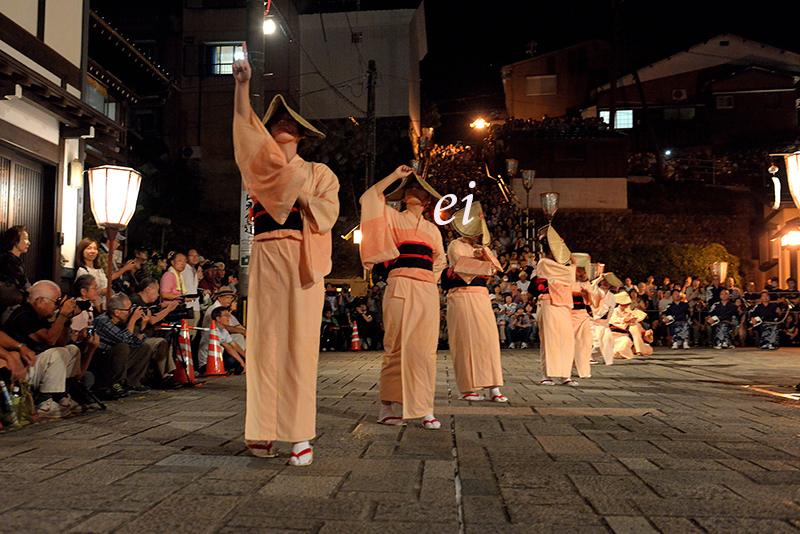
[263,18,277,35]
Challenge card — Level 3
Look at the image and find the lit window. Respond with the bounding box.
[525,75,557,96]
[209,44,244,75]
[599,109,633,129]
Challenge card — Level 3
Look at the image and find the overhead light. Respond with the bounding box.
[263,17,277,35]
[68,158,84,189]
[470,119,488,129]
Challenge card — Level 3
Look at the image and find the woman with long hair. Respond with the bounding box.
[0,225,31,313]
[76,238,108,311]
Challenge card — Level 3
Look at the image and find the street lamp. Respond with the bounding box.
[87,165,142,303]
[521,170,535,239]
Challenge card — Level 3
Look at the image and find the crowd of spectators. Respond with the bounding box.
[628,148,770,186]
[0,224,244,428]
[494,116,616,138]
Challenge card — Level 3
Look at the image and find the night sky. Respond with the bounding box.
[421,0,800,142]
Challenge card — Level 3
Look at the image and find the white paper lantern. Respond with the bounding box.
[87,165,142,229]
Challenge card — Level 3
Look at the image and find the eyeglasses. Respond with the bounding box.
[38,296,59,304]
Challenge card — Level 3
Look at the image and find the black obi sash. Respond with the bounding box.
[442,269,488,292]
[252,201,303,236]
[387,242,434,272]
[572,294,592,315]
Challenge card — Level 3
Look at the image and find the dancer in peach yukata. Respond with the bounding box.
[533,226,578,387]
[609,292,654,359]
[570,254,599,379]
[443,202,507,403]
[232,45,339,466]
[360,165,446,429]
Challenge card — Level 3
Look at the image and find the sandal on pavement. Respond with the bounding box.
[377,415,406,426]
[539,379,555,386]
[288,447,313,466]
[459,393,485,401]
[246,440,278,458]
[421,417,441,430]
[491,394,508,403]
[562,379,579,387]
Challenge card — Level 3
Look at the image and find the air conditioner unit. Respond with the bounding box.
[182,146,201,159]
[672,89,688,101]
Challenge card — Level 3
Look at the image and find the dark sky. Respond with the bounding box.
[421,0,800,141]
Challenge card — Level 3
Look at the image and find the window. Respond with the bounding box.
[664,107,696,121]
[716,95,734,109]
[599,109,633,129]
[208,44,244,75]
[525,75,557,96]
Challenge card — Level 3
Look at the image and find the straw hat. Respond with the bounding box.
[262,94,325,139]
[452,201,491,244]
[385,172,442,202]
[573,253,591,269]
[614,291,631,305]
[603,272,623,288]
[538,225,570,264]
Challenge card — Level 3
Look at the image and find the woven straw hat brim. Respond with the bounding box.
[261,94,325,139]
[385,172,442,202]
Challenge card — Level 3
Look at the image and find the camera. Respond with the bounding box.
[165,303,194,322]
[76,300,92,311]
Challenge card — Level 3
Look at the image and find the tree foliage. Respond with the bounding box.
[600,243,741,287]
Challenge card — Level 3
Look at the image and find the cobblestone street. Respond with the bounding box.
[3,347,800,533]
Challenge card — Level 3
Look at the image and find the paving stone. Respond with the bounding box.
[646,516,706,534]
[1,509,92,534]
[259,475,343,498]
[66,512,138,534]
[605,515,659,534]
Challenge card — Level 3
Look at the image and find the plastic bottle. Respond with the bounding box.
[0,380,20,427]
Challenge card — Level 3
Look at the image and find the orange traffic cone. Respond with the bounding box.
[174,319,198,385]
[350,323,361,351]
[204,320,227,376]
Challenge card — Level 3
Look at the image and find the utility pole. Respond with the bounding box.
[365,60,377,191]
[239,1,265,300]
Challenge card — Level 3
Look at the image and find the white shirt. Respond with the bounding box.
[182,266,200,312]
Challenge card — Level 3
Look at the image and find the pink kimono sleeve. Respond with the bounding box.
[233,109,306,224]
[359,185,400,269]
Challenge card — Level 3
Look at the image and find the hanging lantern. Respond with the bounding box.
[541,192,559,222]
[784,154,800,211]
[522,170,536,191]
[505,159,519,178]
[87,165,142,229]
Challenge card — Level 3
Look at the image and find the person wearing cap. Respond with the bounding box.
[570,254,599,379]
[609,292,654,359]
[534,226,577,386]
[662,289,691,349]
[233,46,340,466]
[360,165,446,429]
[200,286,245,368]
[442,202,507,403]
[590,272,623,365]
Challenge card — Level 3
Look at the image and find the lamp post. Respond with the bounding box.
[86,165,142,304]
[541,192,560,223]
[521,169,535,239]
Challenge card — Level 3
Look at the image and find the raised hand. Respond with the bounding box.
[232,42,251,84]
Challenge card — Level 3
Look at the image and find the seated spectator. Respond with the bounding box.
[663,289,690,349]
[0,225,31,315]
[161,252,188,302]
[685,278,704,305]
[129,278,182,389]
[705,274,723,306]
[98,235,138,293]
[781,314,799,347]
[93,293,163,399]
[116,249,150,295]
[351,299,376,350]
[76,238,108,311]
[516,271,530,294]
[750,291,780,350]
[507,308,532,349]
[202,286,246,349]
[690,299,707,347]
[320,309,340,351]
[706,289,738,349]
[198,262,219,295]
[198,307,245,374]
[3,280,99,416]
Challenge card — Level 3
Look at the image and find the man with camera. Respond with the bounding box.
[93,293,167,398]
[3,280,99,416]
[129,278,183,389]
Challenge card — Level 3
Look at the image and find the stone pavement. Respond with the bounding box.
[3,346,800,534]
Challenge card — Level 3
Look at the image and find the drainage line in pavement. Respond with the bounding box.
[444,357,467,534]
